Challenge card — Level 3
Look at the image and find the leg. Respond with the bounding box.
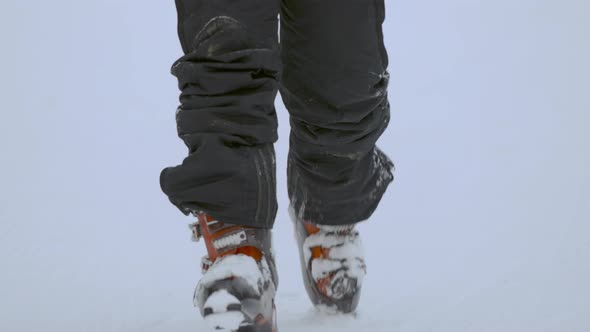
[161,0,280,228]
[163,2,281,330]
[280,0,394,226]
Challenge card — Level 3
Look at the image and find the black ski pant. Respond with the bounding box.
[160,0,394,228]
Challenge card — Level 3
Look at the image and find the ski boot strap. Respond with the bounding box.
[304,222,355,236]
[189,211,269,273]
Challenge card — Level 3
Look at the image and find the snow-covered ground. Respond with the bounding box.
[1,1,589,331]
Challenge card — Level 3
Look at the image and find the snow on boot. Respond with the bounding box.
[290,208,367,314]
[189,212,278,332]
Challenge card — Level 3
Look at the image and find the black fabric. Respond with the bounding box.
[160,0,394,228]
[160,1,280,228]
[281,0,394,225]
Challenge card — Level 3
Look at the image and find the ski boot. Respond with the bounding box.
[190,212,278,332]
[290,208,367,314]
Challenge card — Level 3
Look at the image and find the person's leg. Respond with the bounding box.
[280,0,394,226]
[163,2,281,331]
[160,0,280,229]
[280,0,393,313]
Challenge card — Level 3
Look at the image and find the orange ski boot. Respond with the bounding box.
[290,208,366,314]
[190,212,278,332]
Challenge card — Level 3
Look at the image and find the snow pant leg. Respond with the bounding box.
[280,0,394,226]
[160,0,280,228]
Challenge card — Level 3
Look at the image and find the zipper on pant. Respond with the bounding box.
[256,146,274,228]
[253,151,265,225]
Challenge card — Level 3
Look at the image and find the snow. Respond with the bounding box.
[302,231,362,265]
[197,255,264,297]
[310,260,342,280]
[1,1,589,332]
[203,290,240,314]
[203,311,244,332]
[303,230,366,283]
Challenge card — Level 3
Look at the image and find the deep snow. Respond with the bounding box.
[1,1,589,331]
